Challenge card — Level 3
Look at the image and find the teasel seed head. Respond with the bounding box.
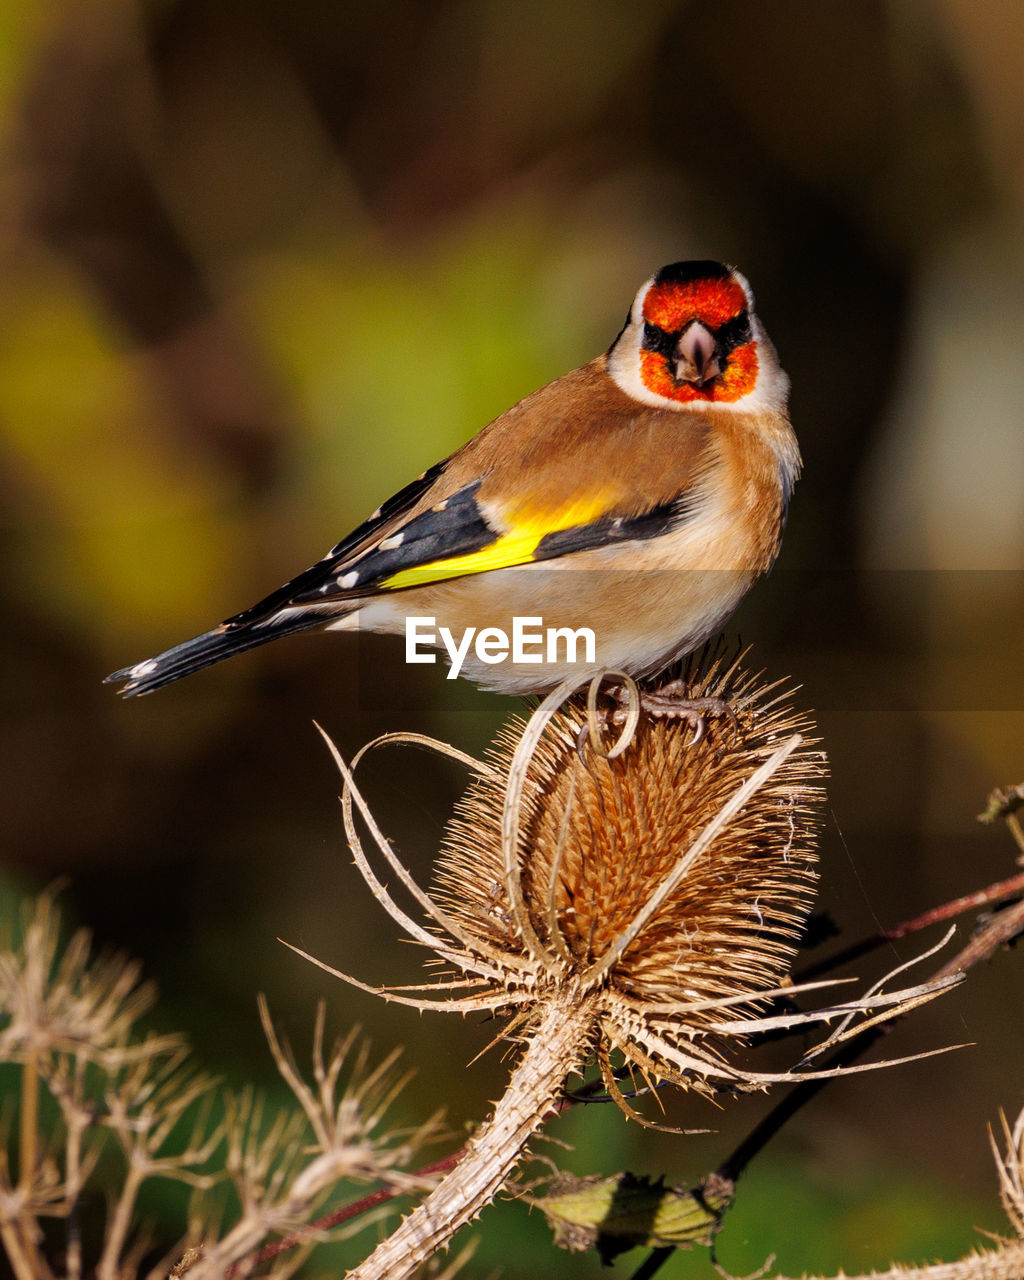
[431,652,824,1099]
[307,654,962,1280]
[442,665,820,986]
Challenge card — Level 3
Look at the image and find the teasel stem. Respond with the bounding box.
[347,995,598,1280]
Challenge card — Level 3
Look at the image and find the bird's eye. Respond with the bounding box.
[641,321,674,357]
[713,311,753,359]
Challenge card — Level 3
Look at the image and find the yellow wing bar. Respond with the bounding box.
[381,493,615,590]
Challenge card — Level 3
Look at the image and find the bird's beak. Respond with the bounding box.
[673,322,721,385]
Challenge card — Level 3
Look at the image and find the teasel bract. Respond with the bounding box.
[302,652,958,1280]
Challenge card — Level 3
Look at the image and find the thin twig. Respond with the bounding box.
[230,1097,577,1275]
[225,1153,459,1277]
[797,867,1024,982]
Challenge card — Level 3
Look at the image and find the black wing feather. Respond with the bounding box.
[532,492,696,560]
[105,470,496,696]
[289,478,494,602]
[104,610,333,697]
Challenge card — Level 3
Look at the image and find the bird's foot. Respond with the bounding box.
[575,678,738,759]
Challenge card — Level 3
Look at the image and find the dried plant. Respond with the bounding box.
[6,662,1002,1280]
[0,892,444,1280]
[993,1108,1024,1242]
[297,654,959,1280]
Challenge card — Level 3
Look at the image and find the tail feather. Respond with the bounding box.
[105,611,329,697]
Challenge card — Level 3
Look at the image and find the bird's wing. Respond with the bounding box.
[106,360,722,696]
[284,477,698,604]
[104,461,702,696]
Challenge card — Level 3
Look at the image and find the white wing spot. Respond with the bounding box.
[370,506,382,520]
[132,659,158,678]
[339,571,359,589]
[378,532,404,551]
[433,498,448,512]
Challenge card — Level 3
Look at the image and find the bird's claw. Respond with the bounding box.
[575,681,739,761]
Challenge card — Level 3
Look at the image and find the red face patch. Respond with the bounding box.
[642,276,747,332]
[640,341,759,403]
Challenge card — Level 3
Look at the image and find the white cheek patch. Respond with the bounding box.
[607,316,666,408]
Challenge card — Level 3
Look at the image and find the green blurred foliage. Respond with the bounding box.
[1,0,1023,1275]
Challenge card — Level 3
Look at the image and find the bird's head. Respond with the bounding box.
[607,261,789,414]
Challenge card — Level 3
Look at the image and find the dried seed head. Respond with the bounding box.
[434,655,825,1048]
[308,650,953,1121]
[308,657,962,1280]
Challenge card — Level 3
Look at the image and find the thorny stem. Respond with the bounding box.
[347,997,598,1280]
[225,1154,463,1278]
[231,1095,575,1277]
[233,1105,580,1277]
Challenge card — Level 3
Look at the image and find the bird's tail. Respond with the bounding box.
[105,610,328,697]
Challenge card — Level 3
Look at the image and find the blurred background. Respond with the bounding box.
[2,0,1023,1275]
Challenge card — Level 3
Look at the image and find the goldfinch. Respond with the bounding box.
[107,260,799,698]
